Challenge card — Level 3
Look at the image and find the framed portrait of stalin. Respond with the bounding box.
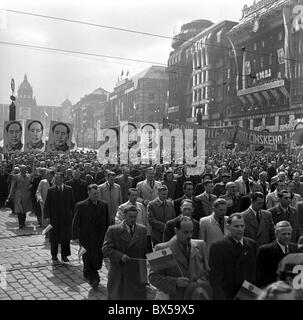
[46,121,74,154]
[24,120,45,152]
[3,120,24,153]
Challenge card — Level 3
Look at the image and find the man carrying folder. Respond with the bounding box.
[72,184,109,289]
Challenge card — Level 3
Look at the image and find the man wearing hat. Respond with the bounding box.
[149,216,212,300]
[257,221,298,288]
[266,180,287,209]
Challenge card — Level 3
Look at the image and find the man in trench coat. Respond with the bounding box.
[44,172,75,262]
[102,205,148,300]
[72,184,109,288]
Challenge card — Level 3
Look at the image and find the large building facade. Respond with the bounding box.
[189,20,238,126]
[107,66,168,126]
[225,0,303,130]
[167,19,213,122]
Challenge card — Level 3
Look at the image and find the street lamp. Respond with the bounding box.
[9,78,16,121]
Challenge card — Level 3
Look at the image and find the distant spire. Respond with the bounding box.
[24,74,28,82]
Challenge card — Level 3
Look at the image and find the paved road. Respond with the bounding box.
[0,208,155,300]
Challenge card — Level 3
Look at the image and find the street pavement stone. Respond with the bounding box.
[0,207,156,300]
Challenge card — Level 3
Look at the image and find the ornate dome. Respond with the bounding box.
[18,74,33,96]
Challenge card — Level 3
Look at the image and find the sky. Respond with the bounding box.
[0,0,249,106]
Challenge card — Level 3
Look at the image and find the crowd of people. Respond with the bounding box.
[1,149,303,300]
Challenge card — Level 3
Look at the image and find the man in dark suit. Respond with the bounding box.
[163,200,199,242]
[44,172,75,262]
[72,184,109,289]
[115,165,134,203]
[257,221,298,288]
[147,185,176,246]
[293,172,303,197]
[194,173,213,196]
[66,169,87,207]
[268,190,301,243]
[209,213,257,300]
[296,201,303,240]
[102,206,148,300]
[240,192,275,249]
[213,173,231,198]
[174,181,204,221]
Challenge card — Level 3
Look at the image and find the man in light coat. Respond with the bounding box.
[199,198,228,254]
[99,171,122,225]
[102,205,148,300]
[7,165,32,229]
[234,168,253,196]
[36,169,55,227]
[147,185,176,246]
[149,216,211,300]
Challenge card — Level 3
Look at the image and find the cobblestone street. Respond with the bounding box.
[0,208,155,300]
[0,208,108,300]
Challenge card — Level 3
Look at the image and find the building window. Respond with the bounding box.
[253,118,262,127]
[279,115,289,125]
[227,68,230,79]
[269,53,272,65]
[253,43,257,51]
[262,40,265,47]
[265,116,275,126]
[243,119,250,128]
[278,32,283,41]
[148,93,155,101]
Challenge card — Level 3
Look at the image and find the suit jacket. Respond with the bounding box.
[257,240,298,288]
[149,236,210,300]
[102,222,147,300]
[296,201,303,233]
[240,208,275,248]
[65,178,87,205]
[266,191,279,209]
[136,179,162,204]
[98,182,122,223]
[199,214,228,253]
[174,195,205,221]
[268,204,300,242]
[194,183,205,197]
[163,215,200,242]
[147,197,176,245]
[195,192,217,216]
[44,185,75,244]
[115,175,134,203]
[219,194,243,216]
[209,235,257,300]
[235,177,253,196]
[8,173,32,213]
[294,181,303,198]
[253,181,270,196]
[72,198,109,269]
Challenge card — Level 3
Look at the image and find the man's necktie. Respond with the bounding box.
[218,217,224,233]
[150,181,154,189]
[256,211,261,224]
[208,194,212,202]
[130,226,135,237]
[285,245,289,255]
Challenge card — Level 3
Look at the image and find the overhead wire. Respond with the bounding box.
[2,8,303,64]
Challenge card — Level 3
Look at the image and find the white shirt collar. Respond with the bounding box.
[249,205,258,216]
